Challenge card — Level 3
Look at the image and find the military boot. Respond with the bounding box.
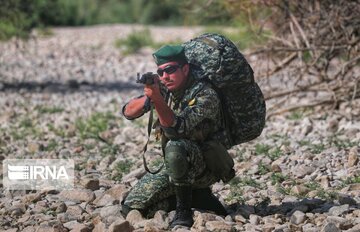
[170,186,194,228]
[192,187,227,216]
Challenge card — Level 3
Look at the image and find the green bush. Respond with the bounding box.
[0,21,19,40]
[115,29,155,54]
[0,0,33,40]
[75,112,116,140]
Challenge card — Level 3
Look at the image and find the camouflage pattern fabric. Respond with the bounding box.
[123,140,219,216]
[123,78,222,215]
[183,33,266,148]
[163,79,223,141]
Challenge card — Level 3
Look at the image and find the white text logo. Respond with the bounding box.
[3,159,74,190]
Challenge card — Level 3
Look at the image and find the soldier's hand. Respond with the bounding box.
[144,76,162,102]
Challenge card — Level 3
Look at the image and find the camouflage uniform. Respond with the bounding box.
[123,35,265,223]
[122,76,223,216]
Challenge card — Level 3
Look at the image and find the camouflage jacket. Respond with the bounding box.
[160,77,223,143]
[123,76,228,145]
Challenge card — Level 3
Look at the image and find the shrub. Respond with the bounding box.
[115,29,154,54]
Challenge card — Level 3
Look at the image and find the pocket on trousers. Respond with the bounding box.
[202,140,234,182]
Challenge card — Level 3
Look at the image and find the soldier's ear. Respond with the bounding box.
[182,63,190,76]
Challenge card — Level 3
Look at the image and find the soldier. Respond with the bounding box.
[122,45,234,228]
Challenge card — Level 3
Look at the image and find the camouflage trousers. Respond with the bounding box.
[123,139,219,216]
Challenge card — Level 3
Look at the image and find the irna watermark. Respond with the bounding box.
[3,159,74,190]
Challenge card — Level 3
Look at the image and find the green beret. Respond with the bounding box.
[152,45,187,65]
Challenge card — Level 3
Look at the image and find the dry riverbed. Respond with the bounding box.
[0,24,359,232]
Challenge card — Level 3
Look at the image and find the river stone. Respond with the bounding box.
[93,194,116,207]
[9,203,26,216]
[290,210,306,225]
[63,220,81,230]
[22,226,36,232]
[338,194,357,205]
[249,214,260,225]
[92,221,106,232]
[100,205,122,218]
[348,146,359,167]
[55,202,67,213]
[193,212,217,229]
[59,189,95,202]
[105,184,129,202]
[291,164,316,178]
[126,209,145,226]
[66,205,84,217]
[205,221,232,231]
[70,224,91,232]
[108,219,134,232]
[302,223,319,232]
[321,222,341,232]
[328,205,349,216]
[81,178,100,191]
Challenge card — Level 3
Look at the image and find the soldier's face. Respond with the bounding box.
[157,61,189,91]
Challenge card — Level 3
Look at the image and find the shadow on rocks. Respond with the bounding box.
[0,79,141,93]
[227,197,360,219]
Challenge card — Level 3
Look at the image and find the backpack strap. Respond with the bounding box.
[194,36,226,74]
[194,37,221,50]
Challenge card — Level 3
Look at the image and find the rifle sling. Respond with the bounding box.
[142,104,164,174]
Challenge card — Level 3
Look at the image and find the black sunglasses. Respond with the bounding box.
[157,64,182,76]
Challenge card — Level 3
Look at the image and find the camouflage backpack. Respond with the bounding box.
[182,33,266,148]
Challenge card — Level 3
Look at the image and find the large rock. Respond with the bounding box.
[93,194,117,207]
[126,210,146,228]
[105,184,129,202]
[8,203,26,217]
[80,178,99,191]
[100,205,122,218]
[66,205,85,219]
[59,189,95,202]
[108,219,134,232]
[321,222,341,232]
[291,164,316,178]
[205,221,233,231]
[328,205,349,216]
[290,210,306,225]
[249,214,261,225]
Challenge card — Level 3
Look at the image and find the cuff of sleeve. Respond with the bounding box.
[122,96,151,120]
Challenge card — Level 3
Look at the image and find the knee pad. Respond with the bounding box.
[165,143,189,182]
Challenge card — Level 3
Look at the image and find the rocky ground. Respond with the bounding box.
[0,24,359,232]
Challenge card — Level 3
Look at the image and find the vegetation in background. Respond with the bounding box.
[203,26,270,50]
[113,159,134,181]
[75,112,116,140]
[115,29,155,54]
[35,105,64,114]
[0,0,272,51]
[10,117,43,140]
[0,0,35,40]
[115,29,184,54]
[255,143,282,161]
[0,0,183,40]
